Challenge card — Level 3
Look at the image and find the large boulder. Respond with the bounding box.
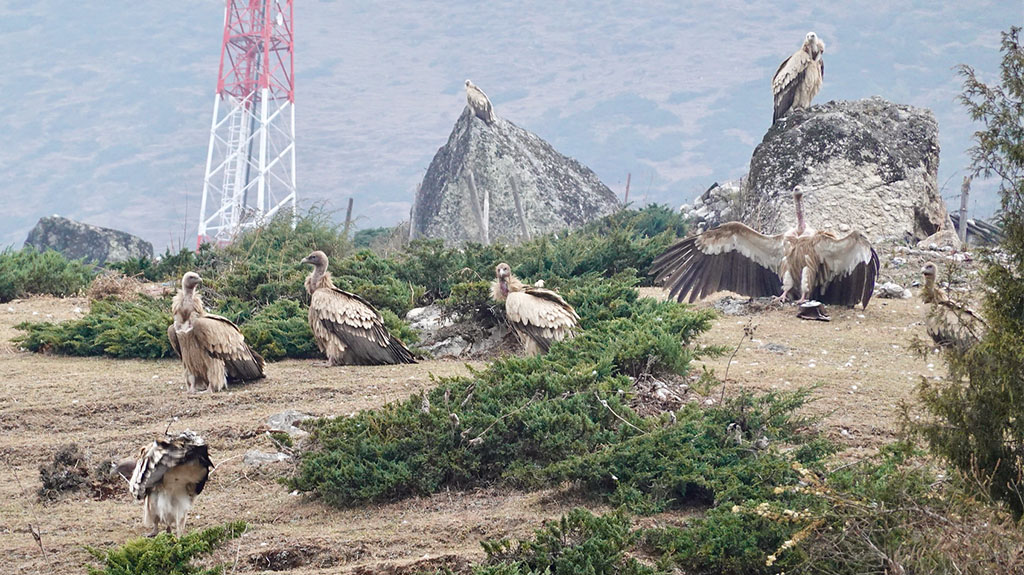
[24,216,154,264]
[737,97,948,243]
[410,108,620,245]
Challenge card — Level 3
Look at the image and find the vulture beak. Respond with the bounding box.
[301,256,313,265]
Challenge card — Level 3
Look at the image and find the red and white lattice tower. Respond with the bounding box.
[197,0,296,247]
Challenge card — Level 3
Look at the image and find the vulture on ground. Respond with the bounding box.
[651,191,878,309]
[491,262,580,355]
[168,272,265,392]
[301,251,416,365]
[465,79,497,125]
[920,262,987,351]
[116,431,214,537]
[772,32,825,123]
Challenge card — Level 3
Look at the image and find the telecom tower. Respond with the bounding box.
[197,0,296,247]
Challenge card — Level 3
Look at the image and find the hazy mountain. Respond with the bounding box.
[0,1,1013,251]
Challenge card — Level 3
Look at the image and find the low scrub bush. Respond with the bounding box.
[86,521,247,575]
[0,247,95,302]
[240,299,319,361]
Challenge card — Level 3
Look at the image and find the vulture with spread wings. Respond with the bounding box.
[301,251,416,365]
[652,192,878,308]
[115,430,214,537]
[920,262,987,351]
[168,272,265,392]
[772,32,825,123]
[491,262,580,355]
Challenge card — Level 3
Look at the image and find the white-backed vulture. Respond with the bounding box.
[651,191,878,308]
[920,262,987,350]
[116,430,213,537]
[465,79,497,125]
[491,262,580,355]
[167,272,265,392]
[772,32,825,123]
[301,251,416,365]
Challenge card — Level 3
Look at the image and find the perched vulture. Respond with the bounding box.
[491,262,580,355]
[465,79,497,125]
[772,32,825,123]
[167,272,265,392]
[651,191,878,308]
[301,251,416,365]
[116,431,214,536]
[920,262,986,351]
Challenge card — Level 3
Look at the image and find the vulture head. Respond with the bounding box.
[465,79,473,89]
[804,32,824,58]
[301,250,329,271]
[921,262,940,301]
[182,272,202,292]
[494,262,513,298]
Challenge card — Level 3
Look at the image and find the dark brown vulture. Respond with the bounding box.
[920,262,987,350]
[491,262,580,355]
[301,251,416,365]
[168,272,265,392]
[772,32,825,123]
[116,431,214,537]
[465,79,497,125]
[651,192,878,308]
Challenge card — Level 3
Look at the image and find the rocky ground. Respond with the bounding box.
[0,243,980,574]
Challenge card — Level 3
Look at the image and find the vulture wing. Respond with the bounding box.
[310,287,416,365]
[651,222,785,303]
[808,232,879,307]
[505,287,580,354]
[167,324,181,358]
[128,432,213,500]
[191,315,266,381]
[927,300,987,351]
[772,49,814,123]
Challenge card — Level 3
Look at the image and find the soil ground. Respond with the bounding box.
[0,264,953,573]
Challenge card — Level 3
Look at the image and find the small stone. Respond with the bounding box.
[243,450,291,465]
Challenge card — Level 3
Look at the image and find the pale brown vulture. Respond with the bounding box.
[168,272,265,392]
[301,251,416,365]
[491,262,580,355]
[652,192,878,308]
[772,32,825,123]
[465,79,497,125]
[116,430,214,536]
[920,262,986,351]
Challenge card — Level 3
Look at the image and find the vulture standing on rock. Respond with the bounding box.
[772,32,825,123]
[465,79,497,125]
[168,272,265,392]
[491,262,580,355]
[920,262,986,350]
[651,191,878,309]
[301,251,416,365]
[115,431,214,537]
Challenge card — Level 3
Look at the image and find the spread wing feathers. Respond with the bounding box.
[311,287,416,365]
[807,232,879,307]
[505,288,580,353]
[772,49,814,123]
[191,315,266,380]
[651,222,785,303]
[128,432,213,501]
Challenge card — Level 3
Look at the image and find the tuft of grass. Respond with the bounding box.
[86,521,247,575]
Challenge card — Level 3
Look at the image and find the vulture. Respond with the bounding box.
[465,79,497,125]
[301,251,416,365]
[651,191,878,308]
[491,262,580,355]
[115,430,214,537]
[920,262,987,351]
[772,32,825,123]
[168,272,265,392]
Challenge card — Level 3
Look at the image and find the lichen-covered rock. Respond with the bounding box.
[24,216,153,264]
[410,108,620,245]
[739,97,947,243]
[682,179,744,233]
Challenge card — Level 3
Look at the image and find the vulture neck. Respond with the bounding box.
[175,286,205,321]
[794,195,807,235]
[921,274,943,304]
[491,274,525,302]
[305,265,334,294]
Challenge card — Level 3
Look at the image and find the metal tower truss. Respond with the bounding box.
[198,0,296,247]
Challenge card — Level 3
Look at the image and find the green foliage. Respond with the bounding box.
[353,226,396,248]
[0,247,95,302]
[916,27,1024,519]
[14,296,173,358]
[240,298,319,361]
[86,521,247,575]
[330,249,422,317]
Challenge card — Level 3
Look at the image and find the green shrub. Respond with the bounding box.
[14,296,173,358]
[0,247,95,302]
[86,521,246,575]
[240,299,319,361]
